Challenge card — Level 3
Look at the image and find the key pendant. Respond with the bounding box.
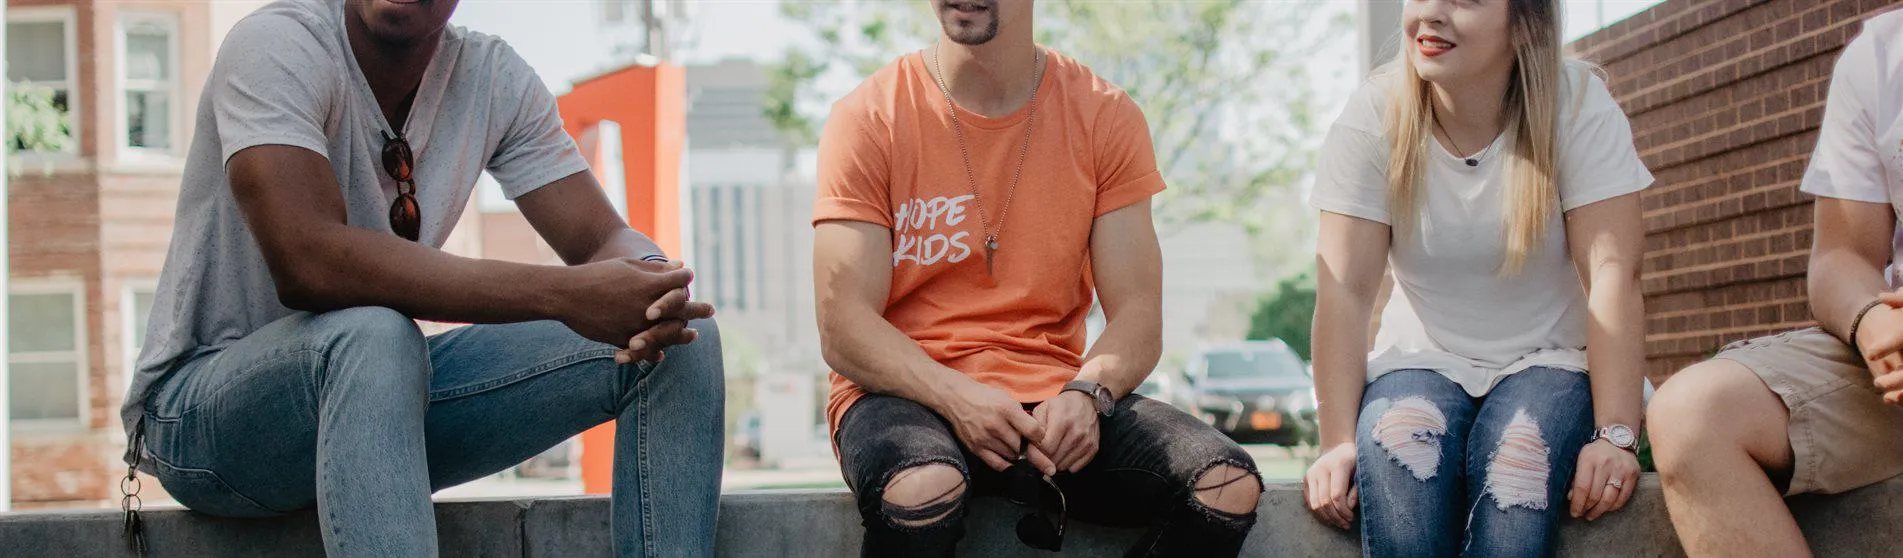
[984,236,1000,276]
[124,509,147,556]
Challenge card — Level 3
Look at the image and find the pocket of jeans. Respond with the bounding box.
[149,457,285,518]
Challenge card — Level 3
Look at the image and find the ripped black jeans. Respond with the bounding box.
[836,393,1262,557]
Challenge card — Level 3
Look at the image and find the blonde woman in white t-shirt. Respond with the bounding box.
[1300,0,1654,555]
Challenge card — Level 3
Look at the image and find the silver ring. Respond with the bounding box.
[1606,478,1624,490]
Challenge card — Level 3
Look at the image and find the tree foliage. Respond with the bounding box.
[7,83,72,154]
[1247,268,1317,362]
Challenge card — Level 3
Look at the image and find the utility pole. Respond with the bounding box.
[1,1,16,513]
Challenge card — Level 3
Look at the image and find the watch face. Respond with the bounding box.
[1607,425,1637,447]
[1096,388,1115,414]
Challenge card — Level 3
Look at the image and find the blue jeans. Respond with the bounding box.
[1354,367,1592,558]
[135,308,725,557]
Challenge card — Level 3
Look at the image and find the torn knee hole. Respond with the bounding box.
[881,463,967,528]
[1484,409,1550,511]
[1372,397,1449,481]
[1193,464,1262,515]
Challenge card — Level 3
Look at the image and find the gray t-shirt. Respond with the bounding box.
[122,0,588,442]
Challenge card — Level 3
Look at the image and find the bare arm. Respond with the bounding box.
[515,170,714,360]
[1810,197,1896,346]
[1312,212,1391,447]
[515,170,666,265]
[814,220,1040,470]
[1564,193,1645,431]
[1077,200,1164,396]
[1304,210,1389,530]
[813,220,975,406]
[228,145,689,345]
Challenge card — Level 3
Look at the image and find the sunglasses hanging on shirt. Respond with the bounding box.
[381,130,422,242]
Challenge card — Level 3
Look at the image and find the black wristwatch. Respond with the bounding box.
[1062,380,1116,417]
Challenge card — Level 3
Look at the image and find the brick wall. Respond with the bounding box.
[1571,0,1903,383]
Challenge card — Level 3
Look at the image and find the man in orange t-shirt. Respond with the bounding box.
[811,1,1261,555]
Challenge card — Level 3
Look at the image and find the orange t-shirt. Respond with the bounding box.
[812,47,1167,435]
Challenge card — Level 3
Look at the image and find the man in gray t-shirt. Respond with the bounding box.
[122,1,724,556]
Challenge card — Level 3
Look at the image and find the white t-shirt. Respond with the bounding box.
[1308,63,1654,396]
[1798,10,1903,286]
[122,0,590,439]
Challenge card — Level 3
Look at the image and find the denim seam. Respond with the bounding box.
[428,347,621,402]
[636,364,657,557]
[315,347,345,549]
[146,449,283,515]
[146,346,326,422]
[873,456,970,532]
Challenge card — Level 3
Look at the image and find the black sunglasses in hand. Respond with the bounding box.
[1006,442,1067,551]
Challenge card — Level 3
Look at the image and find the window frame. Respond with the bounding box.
[5,6,83,159]
[9,279,91,432]
[114,10,184,161]
[120,280,159,394]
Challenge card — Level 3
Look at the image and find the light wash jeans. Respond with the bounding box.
[135,307,725,557]
[1355,367,1593,558]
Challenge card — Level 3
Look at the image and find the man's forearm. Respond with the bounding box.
[821,304,977,410]
[1811,249,1890,344]
[279,222,577,325]
[587,227,668,263]
[1077,308,1161,397]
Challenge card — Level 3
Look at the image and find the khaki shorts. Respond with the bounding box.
[1716,327,1903,495]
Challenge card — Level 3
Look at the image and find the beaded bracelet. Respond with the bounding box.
[1849,298,1886,356]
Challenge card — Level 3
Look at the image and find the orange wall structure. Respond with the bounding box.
[555,63,687,494]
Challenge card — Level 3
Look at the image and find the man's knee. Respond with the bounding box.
[1649,360,1790,474]
[311,306,427,357]
[308,305,426,367]
[635,318,724,397]
[1192,463,1261,516]
[880,463,967,528]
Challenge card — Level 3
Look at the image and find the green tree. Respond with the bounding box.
[7,83,72,155]
[766,0,1351,269]
[1247,269,1316,362]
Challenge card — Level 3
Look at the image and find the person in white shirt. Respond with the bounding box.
[1301,0,1653,554]
[1648,12,1903,557]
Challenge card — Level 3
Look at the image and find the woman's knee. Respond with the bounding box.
[1363,395,1454,481]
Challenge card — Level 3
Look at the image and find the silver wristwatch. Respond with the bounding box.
[1589,424,1639,452]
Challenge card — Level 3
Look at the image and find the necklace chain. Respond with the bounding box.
[930,44,1044,268]
[1430,104,1494,163]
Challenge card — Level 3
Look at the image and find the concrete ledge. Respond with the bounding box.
[2,474,1896,556]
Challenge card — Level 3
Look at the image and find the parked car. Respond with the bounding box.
[1186,340,1316,446]
[1134,369,1196,411]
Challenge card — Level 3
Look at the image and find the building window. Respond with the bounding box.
[123,285,158,391]
[5,8,80,154]
[735,186,751,312]
[707,186,726,308]
[9,283,88,428]
[119,12,181,155]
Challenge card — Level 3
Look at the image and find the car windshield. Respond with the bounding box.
[1202,348,1304,381]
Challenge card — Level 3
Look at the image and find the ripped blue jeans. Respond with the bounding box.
[1354,367,1592,558]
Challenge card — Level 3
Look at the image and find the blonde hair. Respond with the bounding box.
[1385,0,1567,275]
